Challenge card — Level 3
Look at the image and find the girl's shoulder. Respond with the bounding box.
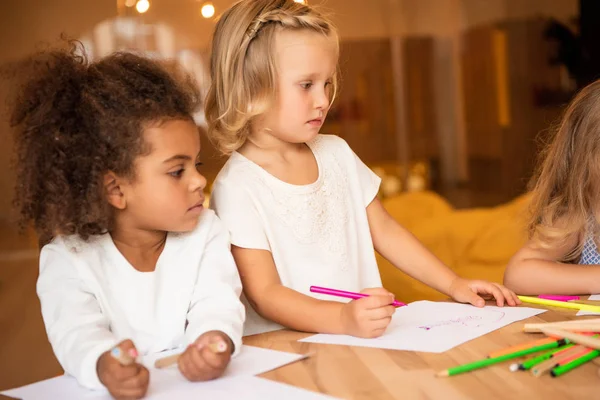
[169,209,225,247]
[42,233,106,258]
[212,152,257,186]
[309,134,357,168]
[309,134,351,153]
[38,233,110,281]
[183,208,221,238]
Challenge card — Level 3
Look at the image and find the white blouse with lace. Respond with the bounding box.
[210,134,383,335]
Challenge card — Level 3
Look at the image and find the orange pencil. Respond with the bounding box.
[488,337,557,358]
[557,347,594,366]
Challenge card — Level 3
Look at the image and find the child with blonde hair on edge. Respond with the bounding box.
[505,80,600,295]
[208,0,519,337]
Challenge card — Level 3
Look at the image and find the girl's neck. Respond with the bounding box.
[110,225,167,273]
[241,132,306,161]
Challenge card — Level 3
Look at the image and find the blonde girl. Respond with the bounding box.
[208,0,519,337]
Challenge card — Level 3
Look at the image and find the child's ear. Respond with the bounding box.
[103,171,127,210]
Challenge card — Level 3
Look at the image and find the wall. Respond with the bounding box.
[0,0,580,219]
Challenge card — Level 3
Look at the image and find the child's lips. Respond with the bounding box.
[308,118,323,126]
[188,199,204,212]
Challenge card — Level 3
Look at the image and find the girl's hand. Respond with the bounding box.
[339,288,397,338]
[177,331,232,382]
[97,339,149,399]
[448,277,521,307]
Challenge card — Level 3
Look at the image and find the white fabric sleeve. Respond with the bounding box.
[184,215,245,356]
[354,151,382,205]
[37,245,118,390]
[209,179,270,251]
[332,136,381,206]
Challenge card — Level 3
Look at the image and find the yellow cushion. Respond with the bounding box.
[382,191,453,230]
[377,192,531,303]
[461,194,530,265]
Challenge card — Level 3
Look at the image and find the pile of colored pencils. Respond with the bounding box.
[437,318,600,378]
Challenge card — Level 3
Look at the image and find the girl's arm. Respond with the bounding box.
[231,246,395,338]
[37,246,119,390]
[366,198,458,294]
[366,198,519,305]
[504,235,600,294]
[185,215,245,355]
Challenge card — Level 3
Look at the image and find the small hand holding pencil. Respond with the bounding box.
[310,286,403,338]
[97,339,149,399]
[155,330,232,382]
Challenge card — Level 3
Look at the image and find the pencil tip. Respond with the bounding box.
[436,370,449,377]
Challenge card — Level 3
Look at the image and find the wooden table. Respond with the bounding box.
[243,305,600,400]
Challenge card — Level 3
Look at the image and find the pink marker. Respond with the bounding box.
[310,286,406,307]
[538,295,580,302]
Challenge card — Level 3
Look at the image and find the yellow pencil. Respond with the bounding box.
[569,300,600,306]
[518,296,600,313]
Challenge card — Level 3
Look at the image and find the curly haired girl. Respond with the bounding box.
[7,42,244,398]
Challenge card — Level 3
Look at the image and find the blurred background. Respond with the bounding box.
[1,0,597,392]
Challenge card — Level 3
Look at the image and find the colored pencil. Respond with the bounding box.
[510,343,575,371]
[557,347,595,366]
[568,300,600,305]
[551,349,600,377]
[309,286,406,307]
[539,327,600,350]
[524,320,600,333]
[518,296,600,313]
[436,339,569,377]
[538,295,580,301]
[154,342,228,369]
[488,337,557,358]
[531,345,588,377]
[110,347,137,366]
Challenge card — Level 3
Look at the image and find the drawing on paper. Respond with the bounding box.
[418,310,506,331]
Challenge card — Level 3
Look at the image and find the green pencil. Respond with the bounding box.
[550,349,600,377]
[516,344,575,371]
[437,339,569,377]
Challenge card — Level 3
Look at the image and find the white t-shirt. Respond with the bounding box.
[210,134,383,335]
[37,210,245,389]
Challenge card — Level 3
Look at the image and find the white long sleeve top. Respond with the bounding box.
[37,209,245,389]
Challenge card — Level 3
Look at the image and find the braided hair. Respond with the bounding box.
[205,0,339,155]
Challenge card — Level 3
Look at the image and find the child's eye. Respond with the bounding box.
[195,161,203,170]
[168,169,184,178]
[325,80,332,88]
[300,82,313,90]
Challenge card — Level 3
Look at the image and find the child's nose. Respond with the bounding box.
[315,90,330,110]
[191,170,207,192]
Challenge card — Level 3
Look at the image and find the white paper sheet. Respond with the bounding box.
[576,294,600,316]
[1,345,329,400]
[1,376,336,400]
[300,301,545,353]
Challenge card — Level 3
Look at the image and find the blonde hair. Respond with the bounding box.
[205,0,339,155]
[529,80,600,261]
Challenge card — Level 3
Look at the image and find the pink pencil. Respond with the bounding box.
[538,295,580,302]
[310,286,406,307]
[558,348,595,366]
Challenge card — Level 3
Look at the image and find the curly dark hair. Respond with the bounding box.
[6,41,201,243]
